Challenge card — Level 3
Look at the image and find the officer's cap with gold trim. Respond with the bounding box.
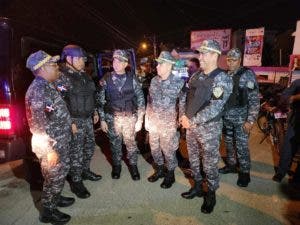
[197,39,222,55]
[26,50,60,72]
[155,51,176,64]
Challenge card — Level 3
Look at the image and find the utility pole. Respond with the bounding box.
[153,34,157,59]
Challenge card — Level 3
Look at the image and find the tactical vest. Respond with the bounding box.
[225,67,249,110]
[104,72,136,115]
[185,68,223,119]
[67,71,96,118]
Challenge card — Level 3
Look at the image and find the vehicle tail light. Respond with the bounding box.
[0,105,14,136]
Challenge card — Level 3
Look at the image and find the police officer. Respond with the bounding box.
[145,51,184,189]
[58,44,102,199]
[219,48,259,187]
[25,50,74,224]
[179,40,233,213]
[98,49,145,180]
[273,78,300,182]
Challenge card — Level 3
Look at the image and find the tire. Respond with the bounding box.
[270,121,285,155]
[257,112,268,133]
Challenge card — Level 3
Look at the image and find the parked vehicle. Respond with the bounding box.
[0,17,67,163]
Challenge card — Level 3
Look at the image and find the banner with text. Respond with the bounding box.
[243,27,264,66]
[190,29,231,52]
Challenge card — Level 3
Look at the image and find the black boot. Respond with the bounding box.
[218,164,237,174]
[148,165,164,183]
[57,195,75,207]
[181,180,204,199]
[201,190,216,214]
[70,181,91,199]
[237,172,251,187]
[82,170,102,181]
[129,165,140,181]
[160,170,175,189]
[39,207,71,224]
[111,165,122,179]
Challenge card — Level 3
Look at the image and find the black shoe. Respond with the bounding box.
[237,172,251,187]
[129,165,140,181]
[160,170,175,189]
[57,195,75,207]
[181,180,204,199]
[82,170,102,181]
[218,165,237,174]
[272,172,284,183]
[39,207,71,224]
[111,165,121,179]
[148,165,164,183]
[70,181,91,199]
[201,190,216,214]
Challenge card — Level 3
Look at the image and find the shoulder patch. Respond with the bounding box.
[213,86,224,98]
[247,81,254,89]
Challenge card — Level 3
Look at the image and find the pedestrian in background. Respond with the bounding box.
[273,78,300,183]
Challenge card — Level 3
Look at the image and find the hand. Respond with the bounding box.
[180,115,191,129]
[71,123,78,134]
[135,120,143,132]
[47,151,59,167]
[93,113,99,124]
[243,121,253,134]
[101,121,108,133]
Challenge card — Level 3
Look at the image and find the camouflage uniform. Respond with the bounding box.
[25,76,72,209]
[98,71,145,167]
[180,71,233,191]
[146,73,184,170]
[223,67,259,173]
[57,67,96,182]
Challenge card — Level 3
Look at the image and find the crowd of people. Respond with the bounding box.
[24,39,300,224]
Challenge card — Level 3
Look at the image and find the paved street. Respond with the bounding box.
[0,125,300,225]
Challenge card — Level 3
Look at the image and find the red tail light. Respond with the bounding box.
[0,105,14,136]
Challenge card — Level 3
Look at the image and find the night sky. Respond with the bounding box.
[1,0,300,54]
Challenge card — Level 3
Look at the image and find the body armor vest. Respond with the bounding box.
[225,67,248,109]
[67,71,96,118]
[105,72,136,114]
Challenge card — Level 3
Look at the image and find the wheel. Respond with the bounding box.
[257,112,268,133]
[270,121,285,155]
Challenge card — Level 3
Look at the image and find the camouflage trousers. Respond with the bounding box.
[223,118,251,173]
[106,113,138,166]
[186,121,222,191]
[69,117,95,182]
[40,145,70,209]
[149,124,179,171]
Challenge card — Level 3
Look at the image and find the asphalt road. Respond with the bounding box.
[0,125,300,225]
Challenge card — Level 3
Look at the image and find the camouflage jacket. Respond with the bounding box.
[146,73,184,127]
[25,76,72,158]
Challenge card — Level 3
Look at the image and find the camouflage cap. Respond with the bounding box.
[155,51,176,64]
[26,50,60,71]
[113,49,129,62]
[227,48,242,59]
[197,39,222,55]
